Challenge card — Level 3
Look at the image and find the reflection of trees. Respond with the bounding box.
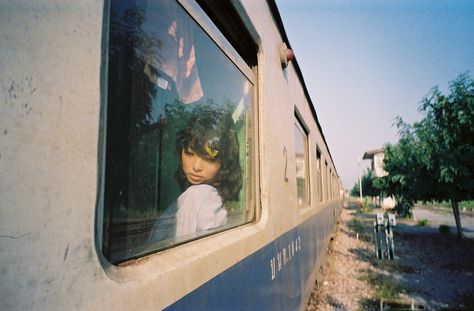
[105,3,171,259]
[109,7,163,131]
[106,7,154,217]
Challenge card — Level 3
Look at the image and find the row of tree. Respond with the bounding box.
[352,73,474,239]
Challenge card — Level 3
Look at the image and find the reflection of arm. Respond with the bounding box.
[148,201,178,243]
[139,3,203,104]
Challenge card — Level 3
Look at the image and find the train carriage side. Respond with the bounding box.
[259,2,343,308]
[0,0,342,310]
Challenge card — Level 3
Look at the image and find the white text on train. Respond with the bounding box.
[270,236,302,280]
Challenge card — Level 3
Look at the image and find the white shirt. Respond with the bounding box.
[175,184,227,237]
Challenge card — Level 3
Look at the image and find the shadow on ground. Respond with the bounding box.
[346,205,474,310]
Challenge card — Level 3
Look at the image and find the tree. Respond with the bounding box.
[350,182,360,197]
[361,169,379,198]
[350,169,380,199]
[375,116,436,217]
[379,73,474,237]
[418,73,474,238]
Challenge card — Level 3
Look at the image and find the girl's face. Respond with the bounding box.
[181,147,221,186]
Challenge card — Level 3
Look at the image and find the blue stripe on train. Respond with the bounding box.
[165,206,336,311]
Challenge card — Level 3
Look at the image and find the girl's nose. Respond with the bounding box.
[192,157,203,172]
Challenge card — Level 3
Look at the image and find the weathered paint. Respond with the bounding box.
[165,204,339,310]
[0,1,342,310]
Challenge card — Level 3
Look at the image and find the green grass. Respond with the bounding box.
[417,219,429,226]
[348,219,365,234]
[356,269,410,301]
[417,200,474,211]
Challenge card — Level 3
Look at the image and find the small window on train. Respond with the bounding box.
[316,148,323,203]
[329,169,333,199]
[324,160,329,201]
[294,118,310,207]
[102,0,256,263]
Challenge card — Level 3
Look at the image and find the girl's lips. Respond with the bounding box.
[187,173,203,183]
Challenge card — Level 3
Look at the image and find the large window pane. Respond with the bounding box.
[103,0,255,263]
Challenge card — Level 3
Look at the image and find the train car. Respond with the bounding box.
[0,0,342,309]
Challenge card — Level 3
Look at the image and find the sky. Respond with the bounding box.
[275,0,474,190]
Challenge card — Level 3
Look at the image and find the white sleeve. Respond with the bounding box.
[176,187,201,237]
[196,186,227,231]
[176,184,227,237]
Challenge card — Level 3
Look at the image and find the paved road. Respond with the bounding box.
[413,206,474,238]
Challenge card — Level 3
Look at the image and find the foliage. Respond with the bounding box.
[459,201,474,210]
[361,169,380,198]
[439,224,450,234]
[417,200,474,211]
[418,73,474,202]
[395,199,413,218]
[350,182,360,197]
[358,198,374,213]
[417,219,429,226]
[356,269,409,301]
[377,73,474,228]
[375,117,433,216]
[351,169,382,198]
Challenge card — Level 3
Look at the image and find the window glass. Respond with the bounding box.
[103,0,255,263]
[294,119,310,207]
[316,148,323,202]
[329,169,333,199]
[324,160,328,201]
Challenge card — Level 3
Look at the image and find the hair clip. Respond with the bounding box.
[205,145,218,158]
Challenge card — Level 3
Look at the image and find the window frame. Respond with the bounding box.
[178,0,255,84]
[98,0,259,264]
[294,115,311,208]
[324,160,328,201]
[316,147,323,203]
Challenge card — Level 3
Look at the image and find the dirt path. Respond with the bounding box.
[306,201,474,310]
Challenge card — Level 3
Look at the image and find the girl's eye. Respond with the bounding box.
[204,156,218,163]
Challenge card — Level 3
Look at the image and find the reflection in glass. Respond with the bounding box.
[316,148,323,202]
[295,121,309,207]
[103,0,255,263]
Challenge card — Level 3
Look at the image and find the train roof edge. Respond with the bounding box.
[266,0,339,178]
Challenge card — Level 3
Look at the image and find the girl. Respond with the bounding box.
[149,107,242,242]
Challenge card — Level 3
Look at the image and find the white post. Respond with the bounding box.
[358,157,363,203]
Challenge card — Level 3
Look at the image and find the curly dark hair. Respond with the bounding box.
[175,107,242,202]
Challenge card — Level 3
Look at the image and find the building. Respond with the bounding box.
[362,147,387,177]
[362,147,396,209]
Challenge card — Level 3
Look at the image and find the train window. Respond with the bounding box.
[102,0,257,263]
[316,148,323,202]
[329,169,333,199]
[294,118,310,207]
[194,0,257,67]
[324,160,329,201]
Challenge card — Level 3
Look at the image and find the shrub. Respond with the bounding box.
[395,200,413,218]
[439,224,450,234]
[417,219,429,226]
